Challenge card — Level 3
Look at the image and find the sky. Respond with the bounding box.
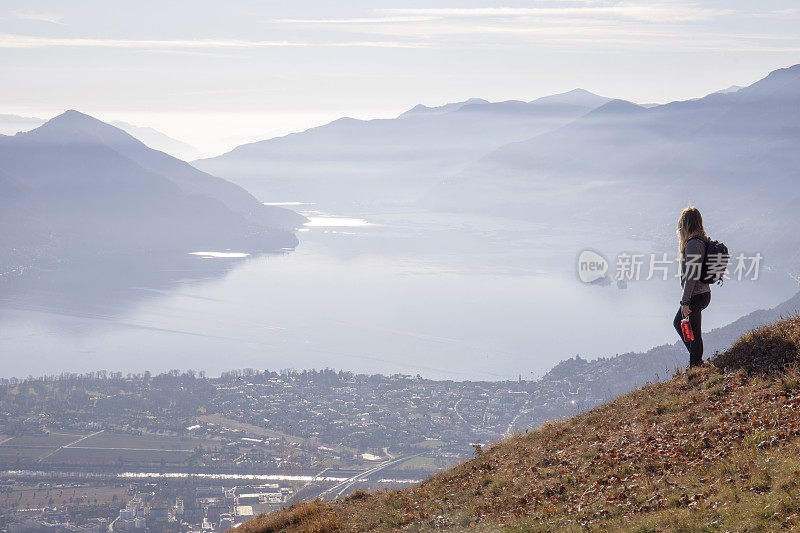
[2,0,800,155]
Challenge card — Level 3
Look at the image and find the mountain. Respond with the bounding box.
[530,87,613,108]
[537,290,800,405]
[0,110,304,273]
[0,113,45,135]
[398,98,490,117]
[111,121,202,161]
[234,315,800,531]
[0,113,201,160]
[715,84,744,94]
[398,89,612,118]
[434,65,800,203]
[423,64,800,268]
[193,91,613,208]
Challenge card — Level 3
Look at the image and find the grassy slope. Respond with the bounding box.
[232,316,800,532]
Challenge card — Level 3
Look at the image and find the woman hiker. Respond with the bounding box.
[673,206,712,367]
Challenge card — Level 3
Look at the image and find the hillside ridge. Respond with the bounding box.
[232,314,800,532]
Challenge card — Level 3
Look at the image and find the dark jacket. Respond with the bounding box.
[681,236,711,302]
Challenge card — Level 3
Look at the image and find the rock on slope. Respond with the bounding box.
[232,314,800,532]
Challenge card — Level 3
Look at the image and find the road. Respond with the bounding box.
[504,398,530,437]
[319,454,421,500]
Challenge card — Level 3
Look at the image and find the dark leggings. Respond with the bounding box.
[673,291,711,367]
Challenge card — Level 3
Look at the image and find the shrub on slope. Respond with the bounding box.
[714,314,800,373]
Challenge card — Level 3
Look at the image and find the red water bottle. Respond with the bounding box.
[681,317,694,342]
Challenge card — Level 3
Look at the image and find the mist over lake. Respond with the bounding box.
[1,202,793,380]
[6,66,800,380]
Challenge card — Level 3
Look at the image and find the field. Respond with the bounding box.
[0,430,205,467]
[71,432,203,451]
[391,456,441,472]
[410,439,444,450]
[47,447,193,465]
[0,483,127,510]
[0,431,91,463]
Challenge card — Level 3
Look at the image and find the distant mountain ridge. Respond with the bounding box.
[398,98,490,117]
[423,63,800,271]
[193,89,614,207]
[714,84,743,94]
[540,290,800,403]
[0,110,304,274]
[0,113,44,135]
[530,87,614,108]
[399,89,613,118]
[0,113,201,160]
[110,121,202,161]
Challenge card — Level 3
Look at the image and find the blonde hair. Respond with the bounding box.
[677,206,706,253]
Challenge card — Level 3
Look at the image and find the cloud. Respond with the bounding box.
[328,40,430,49]
[11,10,64,25]
[270,16,438,25]
[299,15,800,54]
[378,5,730,23]
[2,4,791,56]
[138,49,239,58]
[259,3,800,53]
[0,34,425,49]
[269,5,729,27]
[0,35,307,49]
[262,3,756,51]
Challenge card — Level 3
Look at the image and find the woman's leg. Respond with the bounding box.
[687,292,711,367]
[673,307,690,352]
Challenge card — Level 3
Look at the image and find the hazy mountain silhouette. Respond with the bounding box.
[424,64,800,267]
[530,87,613,108]
[193,90,613,207]
[398,98,490,117]
[714,84,743,94]
[110,121,202,160]
[542,290,800,401]
[393,89,611,118]
[0,113,202,160]
[0,110,305,275]
[0,113,44,135]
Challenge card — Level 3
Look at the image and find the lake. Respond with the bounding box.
[0,205,794,380]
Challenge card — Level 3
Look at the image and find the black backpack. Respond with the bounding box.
[690,236,730,285]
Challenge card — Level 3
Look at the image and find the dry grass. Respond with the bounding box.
[235,316,800,532]
[229,500,341,533]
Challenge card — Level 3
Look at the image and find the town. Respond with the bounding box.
[0,364,616,531]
